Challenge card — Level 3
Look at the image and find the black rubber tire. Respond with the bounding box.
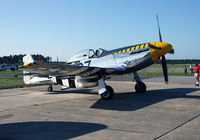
[48,86,53,92]
[135,82,146,93]
[101,85,114,100]
[10,68,15,71]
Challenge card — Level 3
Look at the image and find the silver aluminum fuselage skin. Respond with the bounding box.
[78,49,154,78]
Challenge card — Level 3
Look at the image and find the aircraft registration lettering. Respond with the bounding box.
[84,60,91,66]
[122,50,126,53]
[126,48,130,52]
[114,52,117,55]
[118,51,121,54]
[145,43,149,48]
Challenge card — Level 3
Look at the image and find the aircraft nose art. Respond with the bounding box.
[149,42,172,62]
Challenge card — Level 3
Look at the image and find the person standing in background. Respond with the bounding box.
[184,66,187,74]
[189,64,194,75]
[194,63,200,86]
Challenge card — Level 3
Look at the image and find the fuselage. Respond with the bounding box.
[71,42,172,76]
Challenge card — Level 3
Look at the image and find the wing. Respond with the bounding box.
[20,54,123,77]
[20,62,101,77]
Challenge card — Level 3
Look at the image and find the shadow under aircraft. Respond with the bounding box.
[90,88,200,111]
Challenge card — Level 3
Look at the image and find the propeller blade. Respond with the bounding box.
[161,55,168,84]
[156,14,163,42]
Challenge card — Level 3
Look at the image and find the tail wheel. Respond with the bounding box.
[135,82,146,93]
[101,85,114,100]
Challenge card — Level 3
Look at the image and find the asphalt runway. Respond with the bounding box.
[0,78,200,140]
[111,75,195,84]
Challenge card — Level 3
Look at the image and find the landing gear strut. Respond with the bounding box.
[134,72,146,93]
[47,85,53,92]
[98,76,114,100]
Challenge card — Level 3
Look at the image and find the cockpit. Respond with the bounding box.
[67,48,107,63]
[95,48,107,57]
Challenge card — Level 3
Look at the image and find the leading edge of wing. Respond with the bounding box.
[20,62,102,76]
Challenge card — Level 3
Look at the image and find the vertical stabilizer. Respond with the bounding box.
[23,54,35,66]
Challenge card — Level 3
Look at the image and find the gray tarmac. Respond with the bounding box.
[111,75,195,84]
[0,77,200,140]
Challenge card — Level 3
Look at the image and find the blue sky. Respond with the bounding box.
[0,0,199,61]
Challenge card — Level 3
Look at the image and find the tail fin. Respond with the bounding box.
[23,54,35,66]
[22,54,50,85]
[23,54,34,84]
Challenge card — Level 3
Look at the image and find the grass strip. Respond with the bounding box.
[0,70,23,74]
[0,77,26,89]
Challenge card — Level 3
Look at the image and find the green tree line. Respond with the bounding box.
[0,54,51,65]
[157,59,200,64]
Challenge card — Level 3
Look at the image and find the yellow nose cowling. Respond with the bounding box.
[149,42,172,62]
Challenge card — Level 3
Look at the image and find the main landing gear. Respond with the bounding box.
[47,85,53,92]
[98,77,114,100]
[97,72,146,100]
[134,72,146,93]
[100,85,114,100]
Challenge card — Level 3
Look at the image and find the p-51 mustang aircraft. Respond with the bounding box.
[21,16,174,100]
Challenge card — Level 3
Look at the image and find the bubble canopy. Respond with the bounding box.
[67,48,107,63]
